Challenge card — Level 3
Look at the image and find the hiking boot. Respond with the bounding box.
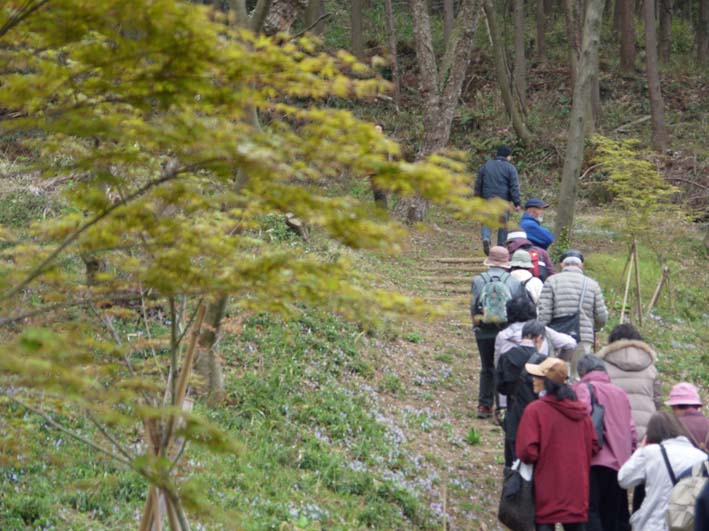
[476,405,493,419]
[482,239,490,256]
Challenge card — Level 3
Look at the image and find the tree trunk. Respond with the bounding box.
[351,0,365,59]
[397,0,483,223]
[195,297,227,404]
[444,0,455,44]
[563,0,582,87]
[658,0,673,62]
[619,0,637,71]
[699,0,709,64]
[544,0,554,15]
[513,0,527,108]
[555,0,606,243]
[304,0,325,35]
[536,0,547,60]
[384,0,401,108]
[262,0,308,35]
[613,0,622,33]
[483,0,535,144]
[644,0,669,150]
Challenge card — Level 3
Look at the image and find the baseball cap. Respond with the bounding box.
[525,357,569,384]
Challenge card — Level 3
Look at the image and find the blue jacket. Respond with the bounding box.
[474,157,521,206]
[520,212,555,249]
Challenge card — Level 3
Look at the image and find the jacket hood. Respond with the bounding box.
[542,395,588,421]
[508,238,533,252]
[597,339,656,371]
[580,371,611,385]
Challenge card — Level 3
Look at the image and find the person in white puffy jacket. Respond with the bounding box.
[618,411,707,531]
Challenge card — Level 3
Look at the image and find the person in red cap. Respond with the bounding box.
[516,357,599,531]
[666,382,709,450]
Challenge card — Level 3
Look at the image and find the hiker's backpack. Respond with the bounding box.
[474,272,513,325]
[585,383,605,448]
[665,458,709,531]
[521,277,537,306]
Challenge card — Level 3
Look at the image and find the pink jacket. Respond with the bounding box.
[574,370,637,471]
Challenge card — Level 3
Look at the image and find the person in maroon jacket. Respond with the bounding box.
[666,382,709,450]
[516,357,600,531]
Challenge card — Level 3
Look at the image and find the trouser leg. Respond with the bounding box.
[563,524,587,531]
[481,224,492,242]
[475,334,496,408]
[587,466,603,531]
[598,467,627,531]
[497,210,510,246]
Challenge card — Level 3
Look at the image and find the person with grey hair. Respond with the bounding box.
[496,319,548,466]
[538,250,608,379]
[573,355,637,531]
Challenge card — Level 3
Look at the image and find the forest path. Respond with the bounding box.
[369,219,507,531]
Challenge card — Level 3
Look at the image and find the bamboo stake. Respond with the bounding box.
[646,266,668,316]
[633,240,642,326]
[620,247,634,323]
[612,243,635,311]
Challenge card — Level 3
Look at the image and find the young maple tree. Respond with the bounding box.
[0,1,496,528]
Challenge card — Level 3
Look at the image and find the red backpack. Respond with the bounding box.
[528,249,541,278]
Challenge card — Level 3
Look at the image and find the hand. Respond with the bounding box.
[513,205,521,212]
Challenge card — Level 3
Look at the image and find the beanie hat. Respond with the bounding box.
[497,145,511,158]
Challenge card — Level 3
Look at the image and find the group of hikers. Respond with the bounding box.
[470,147,708,531]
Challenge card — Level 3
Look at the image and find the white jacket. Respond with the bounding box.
[618,436,707,531]
[510,269,544,304]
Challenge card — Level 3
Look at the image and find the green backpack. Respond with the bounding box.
[474,272,513,325]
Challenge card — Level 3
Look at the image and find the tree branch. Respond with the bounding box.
[250,0,274,32]
[290,12,331,39]
[86,411,135,464]
[0,0,50,39]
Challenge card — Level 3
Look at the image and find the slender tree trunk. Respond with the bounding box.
[563,0,582,87]
[351,0,365,59]
[613,0,622,33]
[483,0,535,144]
[644,0,669,150]
[619,0,637,71]
[544,0,555,15]
[396,0,483,223]
[262,0,308,35]
[555,0,606,242]
[384,0,401,108]
[195,297,227,404]
[537,0,547,60]
[658,0,673,62]
[304,0,325,35]
[513,0,527,108]
[444,0,455,44]
[699,0,709,64]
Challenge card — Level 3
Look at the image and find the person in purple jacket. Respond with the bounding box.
[574,354,637,531]
[666,382,709,450]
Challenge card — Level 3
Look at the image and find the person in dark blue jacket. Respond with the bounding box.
[474,145,521,255]
[519,198,555,250]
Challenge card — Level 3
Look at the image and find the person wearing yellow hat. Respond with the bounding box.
[516,357,599,531]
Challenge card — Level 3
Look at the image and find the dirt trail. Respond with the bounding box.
[369,220,507,531]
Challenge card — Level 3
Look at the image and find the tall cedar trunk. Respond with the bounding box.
[304,0,325,35]
[483,0,535,144]
[644,0,669,150]
[554,0,606,242]
[262,0,308,35]
[351,0,365,59]
[384,0,401,108]
[658,0,673,62]
[700,0,709,64]
[444,0,455,44]
[513,0,527,108]
[537,0,547,60]
[396,0,482,223]
[619,0,637,71]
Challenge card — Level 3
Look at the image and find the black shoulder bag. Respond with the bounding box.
[548,277,588,343]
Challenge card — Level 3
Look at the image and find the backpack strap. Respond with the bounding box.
[585,382,598,407]
[659,443,678,485]
[578,277,589,313]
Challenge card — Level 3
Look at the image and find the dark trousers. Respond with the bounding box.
[588,466,629,531]
[474,333,496,408]
[536,524,586,531]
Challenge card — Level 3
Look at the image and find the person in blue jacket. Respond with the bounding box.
[474,145,521,255]
[519,198,555,250]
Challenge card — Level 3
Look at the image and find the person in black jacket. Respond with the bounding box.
[474,145,521,255]
[496,319,547,466]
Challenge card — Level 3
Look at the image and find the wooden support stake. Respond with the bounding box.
[620,246,634,323]
[632,240,642,327]
[646,266,668,316]
[612,243,635,312]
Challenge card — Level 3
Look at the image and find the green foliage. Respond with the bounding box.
[464,427,481,446]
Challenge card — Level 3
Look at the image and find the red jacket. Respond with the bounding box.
[516,395,599,524]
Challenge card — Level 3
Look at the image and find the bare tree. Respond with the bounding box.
[699,0,709,65]
[658,0,673,63]
[536,0,547,60]
[619,0,636,71]
[513,0,527,108]
[644,0,670,150]
[351,0,365,59]
[555,0,606,242]
[395,0,483,222]
[384,0,401,108]
[483,0,535,144]
[444,0,455,44]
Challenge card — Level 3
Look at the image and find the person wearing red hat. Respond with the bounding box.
[666,382,709,450]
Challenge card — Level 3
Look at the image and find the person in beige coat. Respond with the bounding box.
[538,250,608,379]
[597,323,661,442]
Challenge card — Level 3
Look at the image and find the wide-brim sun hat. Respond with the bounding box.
[510,249,533,269]
[665,382,702,407]
[483,246,510,268]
